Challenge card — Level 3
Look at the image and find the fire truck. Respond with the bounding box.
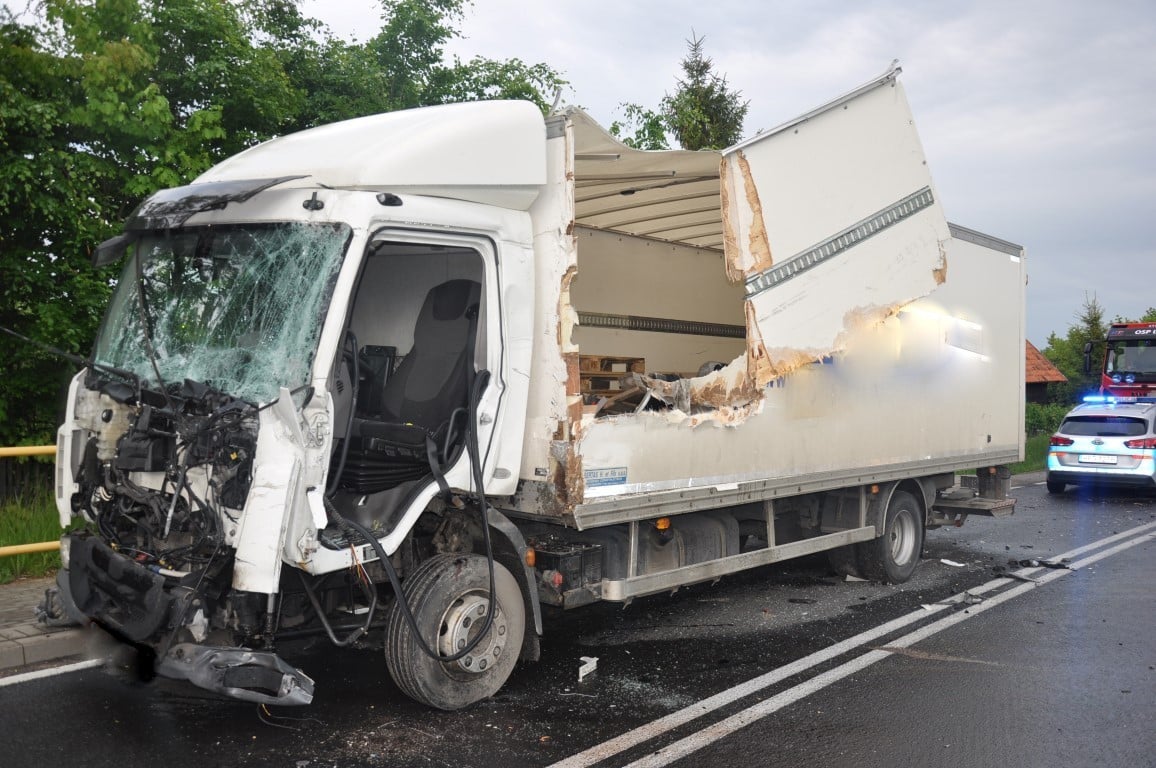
[1089,322,1156,398]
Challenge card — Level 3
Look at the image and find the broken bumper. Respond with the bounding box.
[64,534,315,706]
[158,643,315,706]
[66,534,186,643]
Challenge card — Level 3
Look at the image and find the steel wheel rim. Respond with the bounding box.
[889,511,917,565]
[438,592,508,675]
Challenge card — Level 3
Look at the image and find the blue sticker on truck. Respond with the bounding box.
[584,467,628,488]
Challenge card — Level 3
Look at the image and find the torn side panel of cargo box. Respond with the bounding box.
[723,66,951,382]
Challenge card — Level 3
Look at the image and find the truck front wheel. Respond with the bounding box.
[857,490,924,584]
[385,553,525,710]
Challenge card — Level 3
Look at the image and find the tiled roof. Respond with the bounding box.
[1026,340,1068,384]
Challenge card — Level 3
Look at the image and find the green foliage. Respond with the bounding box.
[0,489,62,583]
[1041,293,1108,403]
[1113,306,1156,324]
[610,32,747,151]
[610,103,670,150]
[435,57,566,113]
[370,0,467,109]
[1025,402,1068,436]
[0,0,563,445]
[1008,433,1051,475]
[661,33,748,150]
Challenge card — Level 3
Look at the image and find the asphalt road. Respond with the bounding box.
[1,478,1152,768]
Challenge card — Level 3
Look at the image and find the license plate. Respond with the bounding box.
[1078,454,1118,465]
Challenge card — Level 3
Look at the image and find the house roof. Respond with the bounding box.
[1026,340,1068,384]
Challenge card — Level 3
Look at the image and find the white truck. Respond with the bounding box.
[52,63,1023,710]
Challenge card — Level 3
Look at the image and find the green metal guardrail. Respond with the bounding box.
[0,445,59,558]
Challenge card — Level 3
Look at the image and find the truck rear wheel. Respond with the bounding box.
[385,553,525,710]
[857,490,923,584]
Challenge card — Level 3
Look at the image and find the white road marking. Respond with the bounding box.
[623,528,1156,768]
[549,519,1156,768]
[0,658,103,688]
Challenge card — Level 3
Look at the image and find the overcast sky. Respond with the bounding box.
[303,0,1155,346]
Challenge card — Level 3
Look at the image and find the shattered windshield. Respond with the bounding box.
[93,222,351,403]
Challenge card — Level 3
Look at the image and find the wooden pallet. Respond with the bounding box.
[579,355,645,397]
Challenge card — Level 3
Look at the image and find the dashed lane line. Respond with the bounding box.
[621,527,1156,768]
[549,519,1156,768]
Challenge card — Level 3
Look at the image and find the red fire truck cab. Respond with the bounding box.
[1091,322,1156,398]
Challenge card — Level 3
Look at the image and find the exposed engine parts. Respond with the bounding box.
[73,377,258,575]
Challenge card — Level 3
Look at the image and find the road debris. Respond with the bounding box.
[578,656,598,682]
[872,646,1001,666]
[991,566,1040,584]
[940,559,966,567]
[921,593,984,611]
[1013,558,1073,570]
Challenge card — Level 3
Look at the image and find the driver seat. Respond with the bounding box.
[339,279,481,493]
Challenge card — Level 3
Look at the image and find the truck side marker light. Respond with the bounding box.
[655,517,672,531]
[524,547,536,568]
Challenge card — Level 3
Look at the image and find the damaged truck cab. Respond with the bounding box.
[54,63,1023,710]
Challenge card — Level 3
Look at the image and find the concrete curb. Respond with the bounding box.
[0,575,86,674]
[0,623,86,672]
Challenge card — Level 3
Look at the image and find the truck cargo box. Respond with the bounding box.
[512,63,1025,525]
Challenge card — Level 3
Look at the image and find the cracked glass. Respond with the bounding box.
[93,222,351,403]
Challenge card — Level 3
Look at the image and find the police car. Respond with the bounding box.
[1046,398,1156,493]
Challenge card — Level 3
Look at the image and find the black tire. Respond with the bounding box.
[1045,478,1066,494]
[385,553,525,710]
[857,490,924,584]
[826,544,863,579]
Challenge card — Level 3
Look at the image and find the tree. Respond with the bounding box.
[661,33,748,150]
[1042,293,1109,402]
[610,32,748,151]
[609,103,669,150]
[0,0,564,444]
[1113,307,1156,324]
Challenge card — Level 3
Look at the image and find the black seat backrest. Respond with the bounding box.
[380,279,481,432]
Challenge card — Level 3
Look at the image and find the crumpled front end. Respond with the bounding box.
[61,532,315,706]
[51,210,355,705]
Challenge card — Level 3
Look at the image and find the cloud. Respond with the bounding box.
[303,0,1156,344]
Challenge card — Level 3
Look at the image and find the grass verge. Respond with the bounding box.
[940,432,1051,477]
[1008,433,1050,475]
[0,491,63,584]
